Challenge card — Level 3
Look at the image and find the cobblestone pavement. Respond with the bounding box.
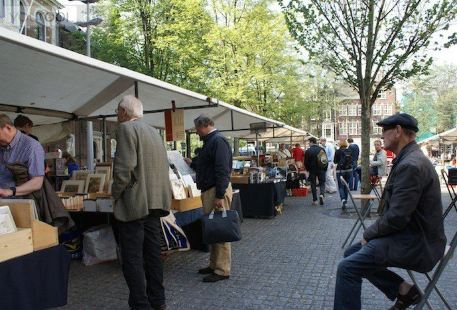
[60,190,457,310]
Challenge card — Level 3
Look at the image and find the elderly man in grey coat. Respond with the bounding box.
[112,95,171,310]
[334,113,446,310]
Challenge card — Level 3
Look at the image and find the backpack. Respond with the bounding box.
[316,148,329,171]
[338,148,353,170]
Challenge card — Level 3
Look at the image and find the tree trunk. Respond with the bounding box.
[233,137,240,156]
[360,95,372,196]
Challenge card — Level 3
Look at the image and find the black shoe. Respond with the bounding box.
[203,273,229,282]
[198,267,214,274]
[319,194,324,205]
[153,305,166,310]
[389,285,420,310]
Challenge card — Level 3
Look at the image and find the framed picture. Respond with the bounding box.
[0,206,17,235]
[95,166,112,181]
[61,180,85,193]
[84,174,106,193]
[72,170,94,181]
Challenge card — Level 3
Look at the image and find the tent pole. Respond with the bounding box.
[186,131,191,159]
[134,81,139,98]
[256,130,260,166]
[102,117,107,162]
[86,121,94,170]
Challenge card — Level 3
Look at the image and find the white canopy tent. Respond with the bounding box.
[418,127,457,146]
[0,28,311,142]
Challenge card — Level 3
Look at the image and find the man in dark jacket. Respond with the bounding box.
[334,113,446,310]
[191,115,233,282]
[304,137,327,205]
[347,138,359,190]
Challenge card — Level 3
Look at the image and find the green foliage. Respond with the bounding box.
[402,64,457,134]
[280,0,457,193]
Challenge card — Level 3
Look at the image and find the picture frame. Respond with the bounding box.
[95,166,112,181]
[60,180,85,193]
[72,170,94,181]
[0,206,17,235]
[84,174,106,193]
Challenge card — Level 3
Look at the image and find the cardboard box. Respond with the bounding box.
[231,175,249,184]
[83,200,97,212]
[97,199,114,213]
[2,199,58,252]
[0,228,33,262]
[171,197,202,212]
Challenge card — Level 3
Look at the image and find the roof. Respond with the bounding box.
[0,27,312,140]
[418,127,457,145]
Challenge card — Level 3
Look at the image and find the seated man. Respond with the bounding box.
[334,113,446,310]
[0,114,44,197]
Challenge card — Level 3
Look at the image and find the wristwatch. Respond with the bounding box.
[9,186,16,197]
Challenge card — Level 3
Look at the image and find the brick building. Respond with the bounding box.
[320,87,398,150]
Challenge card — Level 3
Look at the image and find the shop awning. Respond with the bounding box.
[418,127,457,145]
[0,28,312,140]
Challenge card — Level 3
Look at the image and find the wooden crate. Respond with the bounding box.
[0,228,33,262]
[231,175,249,184]
[0,199,58,251]
[171,197,202,212]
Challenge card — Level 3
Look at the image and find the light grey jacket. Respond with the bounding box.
[112,119,171,222]
[370,149,387,176]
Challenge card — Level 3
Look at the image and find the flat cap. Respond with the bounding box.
[376,112,419,132]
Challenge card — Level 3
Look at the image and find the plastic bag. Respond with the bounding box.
[82,225,117,266]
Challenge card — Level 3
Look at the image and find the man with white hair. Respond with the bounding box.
[112,95,172,310]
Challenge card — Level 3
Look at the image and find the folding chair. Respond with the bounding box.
[340,177,377,249]
[370,175,383,201]
[441,169,457,220]
[407,229,457,309]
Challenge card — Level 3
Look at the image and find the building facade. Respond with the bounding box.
[320,87,398,149]
[0,0,62,45]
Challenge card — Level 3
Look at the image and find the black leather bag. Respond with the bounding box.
[201,209,242,244]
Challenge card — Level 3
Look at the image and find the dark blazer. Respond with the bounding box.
[348,143,359,163]
[194,130,232,199]
[363,142,446,272]
[304,144,326,174]
[112,119,171,222]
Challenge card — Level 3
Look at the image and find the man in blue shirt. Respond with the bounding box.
[0,114,45,197]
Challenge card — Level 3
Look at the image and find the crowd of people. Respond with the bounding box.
[0,97,448,310]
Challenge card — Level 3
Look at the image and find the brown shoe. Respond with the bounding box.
[198,267,214,274]
[389,285,420,310]
[202,274,229,282]
[153,305,166,310]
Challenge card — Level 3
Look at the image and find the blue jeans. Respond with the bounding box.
[334,241,404,310]
[349,164,359,190]
[336,171,351,202]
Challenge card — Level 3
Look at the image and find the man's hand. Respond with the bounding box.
[361,238,368,245]
[184,158,192,165]
[214,198,224,209]
[0,188,13,197]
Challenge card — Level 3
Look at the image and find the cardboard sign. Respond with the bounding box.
[164,109,184,141]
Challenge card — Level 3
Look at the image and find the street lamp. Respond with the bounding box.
[68,0,102,57]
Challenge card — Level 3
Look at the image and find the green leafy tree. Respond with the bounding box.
[280,0,457,193]
[402,64,457,137]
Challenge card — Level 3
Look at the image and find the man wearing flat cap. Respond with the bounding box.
[334,113,446,310]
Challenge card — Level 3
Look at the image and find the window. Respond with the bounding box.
[20,2,25,34]
[357,104,361,116]
[35,12,45,41]
[339,105,347,116]
[348,104,357,116]
[384,104,393,116]
[373,104,382,116]
[377,91,387,100]
[339,121,347,135]
[349,121,358,135]
[372,121,382,135]
[0,0,5,18]
[10,0,14,23]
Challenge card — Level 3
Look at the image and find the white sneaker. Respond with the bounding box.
[341,199,347,209]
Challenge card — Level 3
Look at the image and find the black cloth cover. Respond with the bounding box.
[0,245,70,310]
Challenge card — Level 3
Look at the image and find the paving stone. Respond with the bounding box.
[57,189,457,309]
